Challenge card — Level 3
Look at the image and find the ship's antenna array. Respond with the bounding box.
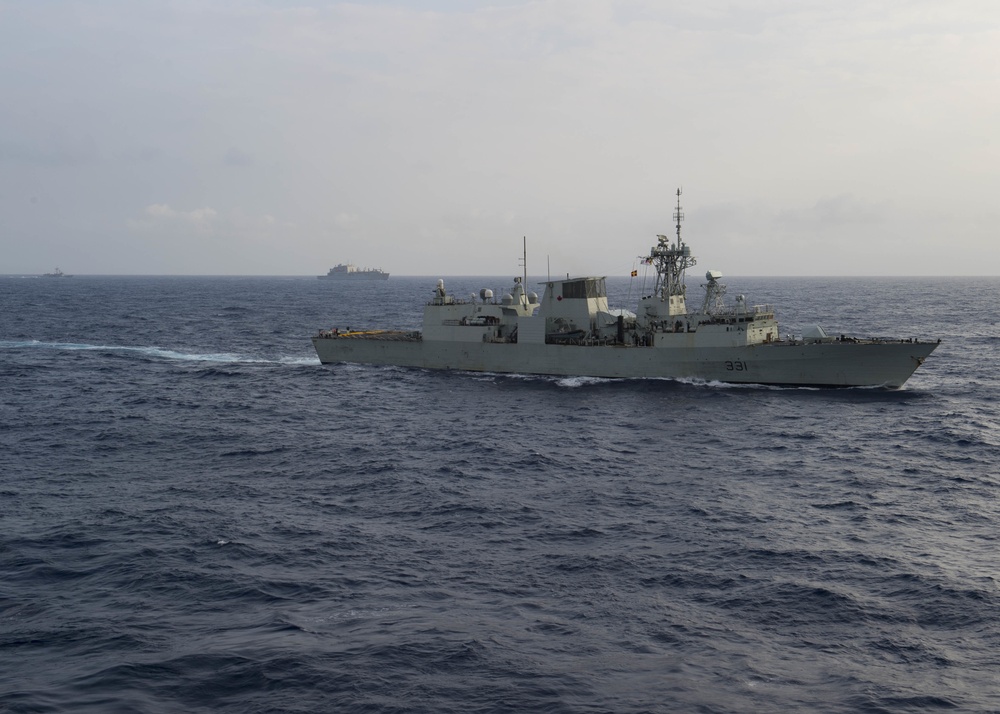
[673,187,684,243]
[644,187,697,305]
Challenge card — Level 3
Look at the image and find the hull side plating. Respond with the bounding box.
[312,336,936,388]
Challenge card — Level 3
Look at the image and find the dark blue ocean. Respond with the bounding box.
[2,274,998,713]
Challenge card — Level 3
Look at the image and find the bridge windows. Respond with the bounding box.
[561,278,606,299]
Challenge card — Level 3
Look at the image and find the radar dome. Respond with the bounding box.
[480,288,494,301]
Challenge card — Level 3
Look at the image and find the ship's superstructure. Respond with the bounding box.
[318,264,389,280]
[312,191,938,387]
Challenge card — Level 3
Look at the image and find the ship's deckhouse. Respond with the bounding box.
[514,277,610,344]
[541,277,608,338]
[422,278,538,343]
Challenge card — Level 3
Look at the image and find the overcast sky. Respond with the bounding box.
[1,0,997,276]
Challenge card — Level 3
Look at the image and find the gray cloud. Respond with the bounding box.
[1,0,997,275]
[223,147,254,167]
[775,195,889,232]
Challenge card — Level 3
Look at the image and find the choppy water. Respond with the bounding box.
[2,274,999,713]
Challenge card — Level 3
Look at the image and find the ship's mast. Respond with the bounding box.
[648,188,696,307]
[674,187,684,243]
[519,236,528,308]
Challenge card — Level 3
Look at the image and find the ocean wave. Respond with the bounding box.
[4,275,1000,714]
[0,339,319,366]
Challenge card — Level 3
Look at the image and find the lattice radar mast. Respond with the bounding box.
[648,188,697,309]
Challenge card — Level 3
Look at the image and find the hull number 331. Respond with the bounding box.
[725,360,748,371]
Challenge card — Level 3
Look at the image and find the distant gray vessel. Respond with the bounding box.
[42,268,72,278]
[318,263,389,280]
[313,191,938,387]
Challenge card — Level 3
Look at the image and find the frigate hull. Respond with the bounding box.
[312,335,936,388]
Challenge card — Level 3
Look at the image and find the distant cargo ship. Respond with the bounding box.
[318,263,389,280]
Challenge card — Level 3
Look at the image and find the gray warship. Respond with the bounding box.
[313,191,938,388]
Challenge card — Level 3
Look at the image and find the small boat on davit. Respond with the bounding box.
[313,191,938,388]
